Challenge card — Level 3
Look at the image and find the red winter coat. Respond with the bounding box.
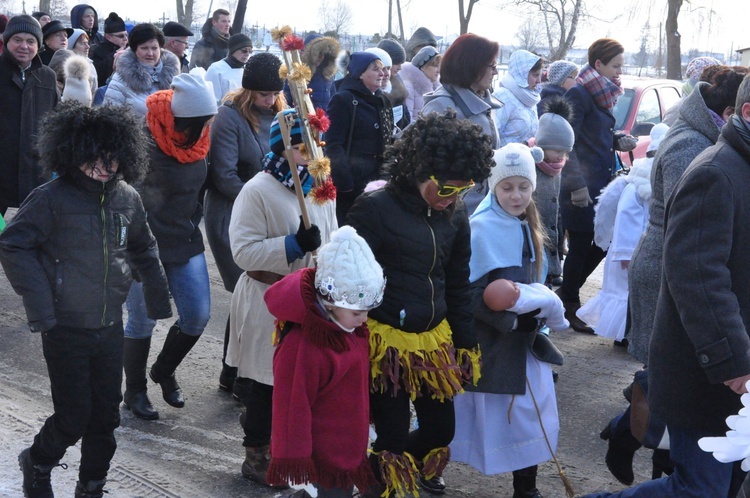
[265,268,376,490]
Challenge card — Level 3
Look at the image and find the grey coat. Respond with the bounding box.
[204,102,273,291]
[649,119,750,432]
[422,84,502,213]
[627,83,720,364]
[533,169,562,278]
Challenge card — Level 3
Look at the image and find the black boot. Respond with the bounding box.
[600,422,642,485]
[149,324,200,408]
[123,337,159,420]
[219,315,237,393]
[512,465,542,498]
[564,300,595,334]
[74,479,106,497]
[651,448,673,479]
[18,447,65,498]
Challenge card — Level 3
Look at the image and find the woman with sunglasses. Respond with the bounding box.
[346,110,493,498]
[205,33,253,104]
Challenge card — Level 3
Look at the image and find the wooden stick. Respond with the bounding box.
[276,110,311,230]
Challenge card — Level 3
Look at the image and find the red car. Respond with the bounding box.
[612,76,682,165]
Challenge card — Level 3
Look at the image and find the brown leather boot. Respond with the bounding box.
[241,446,288,489]
[563,300,595,334]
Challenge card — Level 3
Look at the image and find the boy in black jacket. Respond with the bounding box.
[0,102,172,498]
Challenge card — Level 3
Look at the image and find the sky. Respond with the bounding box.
[12,0,748,61]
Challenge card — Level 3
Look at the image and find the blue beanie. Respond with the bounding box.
[347,51,379,79]
[269,109,303,156]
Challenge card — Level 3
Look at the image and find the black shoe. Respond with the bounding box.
[552,370,559,383]
[614,338,629,348]
[555,290,595,334]
[651,448,673,479]
[513,489,542,498]
[19,447,65,498]
[74,479,106,498]
[551,276,563,287]
[418,475,446,495]
[600,423,641,485]
[232,377,252,403]
[219,364,237,393]
[149,368,184,408]
[123,389,159,420]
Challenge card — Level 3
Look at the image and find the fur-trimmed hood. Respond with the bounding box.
[114,49,180,94]
[302,36,340,81]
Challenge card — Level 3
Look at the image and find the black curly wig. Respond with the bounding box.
[386,109,494,186]
[35,102,149,184]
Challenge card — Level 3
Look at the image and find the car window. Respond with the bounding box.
[635,89,661,124]
[613,89,634,130]
[659,86,681,116]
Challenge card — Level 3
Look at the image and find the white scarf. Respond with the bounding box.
[501,71,541,108]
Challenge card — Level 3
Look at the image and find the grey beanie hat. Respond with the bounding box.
[171,72,218,118]
[546,60,578,87]
[377,38,406,65]
[536,113,575,152]
[3,15,43,48]
[412,46,439,69]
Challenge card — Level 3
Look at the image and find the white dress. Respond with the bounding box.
[451,352,559,474]
[577,182,649,340]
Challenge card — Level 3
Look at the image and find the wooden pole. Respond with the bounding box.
[276,110,312,231]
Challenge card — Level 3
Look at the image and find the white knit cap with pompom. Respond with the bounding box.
[315,226,385,310]
[489,143,543,192]
[62,55,93,106]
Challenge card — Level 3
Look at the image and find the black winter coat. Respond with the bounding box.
[189,20,229,71]
[345,181,476,349]
[90,38,118,87]
[325,77,393,195]
[649,120,750,433]
[139,140,207,265]
[0,52,58,211]
[0,170,172,332]
[560,83,618,232]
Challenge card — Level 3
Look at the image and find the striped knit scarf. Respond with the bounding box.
[576,63,623,110]
[146,90,211,164]
[261,151,313,195]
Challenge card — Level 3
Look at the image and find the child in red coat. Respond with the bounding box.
[265,225,385,497]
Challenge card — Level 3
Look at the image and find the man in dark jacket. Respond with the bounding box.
[189,9,231,70]
[90,12,127,87]
[582,74,750,498]
[0,15,58,215]
[0,102,172,498]
[163,21,193,73]
[70,4,103,45]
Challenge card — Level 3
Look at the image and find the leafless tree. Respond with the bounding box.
[500,0,583,60]
[48,0,68,20]
[319,0,353,37]
[666,0,683,79]
[515,17,544,52]
[36,0,51,15]
[176,0,197,31]
[459,0,479,34]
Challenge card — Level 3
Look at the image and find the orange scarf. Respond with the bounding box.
[146,90,210,164]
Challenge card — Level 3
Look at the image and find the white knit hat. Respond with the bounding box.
[62,55,92,106]
[170,71,218,118]
[315,226,385,311]
[365,47,392,68]
[489,143,544,192]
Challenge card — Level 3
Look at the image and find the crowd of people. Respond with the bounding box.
[1,7,750,498]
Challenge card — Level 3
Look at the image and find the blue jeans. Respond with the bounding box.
[125,253,210,338]
[582,425,744,498]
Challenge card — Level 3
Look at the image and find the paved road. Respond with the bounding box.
[0,227,653,497]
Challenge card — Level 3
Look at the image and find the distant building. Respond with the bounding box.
[737,47,750,67]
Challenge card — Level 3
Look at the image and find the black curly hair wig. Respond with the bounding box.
[386,109,494,186]
[36,102,149,184]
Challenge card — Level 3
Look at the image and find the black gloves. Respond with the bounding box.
[515,308,542,333]
[294,216,321,253]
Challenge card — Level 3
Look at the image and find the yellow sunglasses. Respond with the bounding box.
[430,176,475,197]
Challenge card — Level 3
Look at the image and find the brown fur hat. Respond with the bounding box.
[302,36,341,81]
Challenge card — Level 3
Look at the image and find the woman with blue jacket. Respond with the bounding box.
[558,38,636,333]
